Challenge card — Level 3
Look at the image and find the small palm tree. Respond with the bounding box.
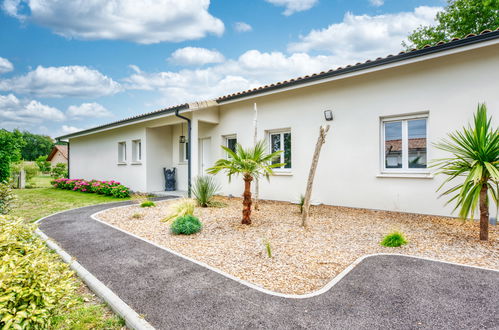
[433,103,499,241]
[207,140,283,225]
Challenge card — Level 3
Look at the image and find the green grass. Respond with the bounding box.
[51,299,125,329]
[29,175,52,188]
[12,188,131,222]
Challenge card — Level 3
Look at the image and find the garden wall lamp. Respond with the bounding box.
[324,110,333,121]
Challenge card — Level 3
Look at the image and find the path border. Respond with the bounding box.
[91,202,499,299]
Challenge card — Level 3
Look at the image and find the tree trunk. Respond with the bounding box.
[302,125,330,227]
[242,174,253,225]
[479,184,489,241]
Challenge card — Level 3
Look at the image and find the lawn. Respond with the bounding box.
[12,187,131,222]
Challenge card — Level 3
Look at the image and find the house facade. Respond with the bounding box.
[46,145,68,167]
[59,30,499,218]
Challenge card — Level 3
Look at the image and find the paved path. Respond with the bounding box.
[39,202,499,330]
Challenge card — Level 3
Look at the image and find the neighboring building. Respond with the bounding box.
[47,145,68,167]
[57,30,499,217]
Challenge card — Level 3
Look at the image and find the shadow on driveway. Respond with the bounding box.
[39,201,499,329]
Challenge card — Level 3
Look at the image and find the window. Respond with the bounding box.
[132,139,142,162]
[118,142,126,163]
[269,130,291,170]
[224,135,237,156]
[382,115,428,172]
[179,141,189,162]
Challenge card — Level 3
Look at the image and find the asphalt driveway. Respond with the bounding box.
[39,201,499,329]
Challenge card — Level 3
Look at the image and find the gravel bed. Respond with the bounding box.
[97,197,499,295]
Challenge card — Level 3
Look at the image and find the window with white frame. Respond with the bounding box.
[269,129,291,170]
[382,115,428,172]
[224,135,237,156]
[132,139,142,162]
[118,141,127,163]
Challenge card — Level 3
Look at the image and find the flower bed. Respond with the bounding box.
[52,178,130,198]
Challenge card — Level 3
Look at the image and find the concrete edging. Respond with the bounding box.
[35,228,155,330]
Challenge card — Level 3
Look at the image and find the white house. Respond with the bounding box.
[58,29,499,217]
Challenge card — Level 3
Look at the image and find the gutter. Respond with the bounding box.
[175,109,192,198]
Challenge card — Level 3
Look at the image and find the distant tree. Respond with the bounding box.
[404,0,499,49]
[0,130,25,182]
[18,130,54,161]
[433,104,498,241]
[35,156,51,173]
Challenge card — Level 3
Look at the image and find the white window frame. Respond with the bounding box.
[118,141,127,164]
[223,134,237,158]
[268,128,292,172]
[132,139,142,164]
[380,113,429,174]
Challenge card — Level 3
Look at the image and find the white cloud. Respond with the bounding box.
[288,6,441,64]
[169,47,225,66]
[125,49,340,105]
[370,0,384,6]
[0,93,65,129]
[67,102,113,119]
[60,125,82,134]
[3,0,224,44]
[265,0,318,15]
[0,57,13,74]
[0,65,122,98]
[234,22,252,32]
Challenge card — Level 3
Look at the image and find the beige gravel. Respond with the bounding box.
[97,197,499,295]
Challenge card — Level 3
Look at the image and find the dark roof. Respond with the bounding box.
[47,144,68,161]
[57,28,499,140]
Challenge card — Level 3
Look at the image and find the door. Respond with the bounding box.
[199,137,211,175]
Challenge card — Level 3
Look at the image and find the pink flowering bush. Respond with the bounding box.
[51,178,130,198]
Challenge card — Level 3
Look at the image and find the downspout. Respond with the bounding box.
[56,139,70,179]
[175,109,192,198]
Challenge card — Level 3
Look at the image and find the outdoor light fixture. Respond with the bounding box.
[179,123,186,143]
[324,110,333,121]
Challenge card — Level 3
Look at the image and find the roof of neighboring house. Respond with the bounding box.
[56,28,499,140]
[47,145,68,161]
[386,138,427,152]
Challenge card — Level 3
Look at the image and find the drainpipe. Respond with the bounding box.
[175,109,191,197]
[56,138,70,179]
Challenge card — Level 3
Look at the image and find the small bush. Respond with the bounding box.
[0,216,78,328]
[298,194,305,213]
[192,175,220,207]
[161,198,196,222]
[380,232,408,247]
[130,213,143,220]
[51,178,130,198]
[50,163,68,179]
[0,182,15,214]
[35,156,51,173]
[263,239,272,258]
[140,200,156,208]
[170,214,202,235]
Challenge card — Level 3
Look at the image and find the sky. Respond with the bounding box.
[0,0,445,138]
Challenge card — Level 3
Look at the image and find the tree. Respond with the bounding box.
[18,130,54,161]
[404,0,499,49]
[433,104,498,241]
[207,140,283,225]
[0,130,25,182]
[35,156,51,173]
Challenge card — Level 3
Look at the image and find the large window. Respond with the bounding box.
[269,130,291,170]
[118,141,127,163]
[382,115,428,171]
[132,139,142,163]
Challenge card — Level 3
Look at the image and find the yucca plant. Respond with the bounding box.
[207,140,283,225]
[433,103,499,240]
[192,175,220,207]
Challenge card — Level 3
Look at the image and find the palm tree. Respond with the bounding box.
[207,140,283,225]
[433,103,499,240]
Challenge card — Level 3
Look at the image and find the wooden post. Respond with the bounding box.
[302,125,330,227]
[253,103,260,210]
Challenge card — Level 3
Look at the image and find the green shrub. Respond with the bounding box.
[170,214,202,235]
[192,175,220,207]
[110,184,130,198]
[50,163,68,179]
[0,181,15,214]
[130,213,143,220]
[161,198,196,222]
[298,194,305,214]
[0,216,78,329]
[263,239,272,258]
[380,232,408,247]
[140,200,156,208]
[35,156,51,173]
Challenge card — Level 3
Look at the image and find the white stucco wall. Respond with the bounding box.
[49,151,67,166]
[68,42,499,217]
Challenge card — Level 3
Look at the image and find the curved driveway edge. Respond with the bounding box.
[39,201,499,329]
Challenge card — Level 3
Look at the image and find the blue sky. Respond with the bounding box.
[0,0,444,137]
